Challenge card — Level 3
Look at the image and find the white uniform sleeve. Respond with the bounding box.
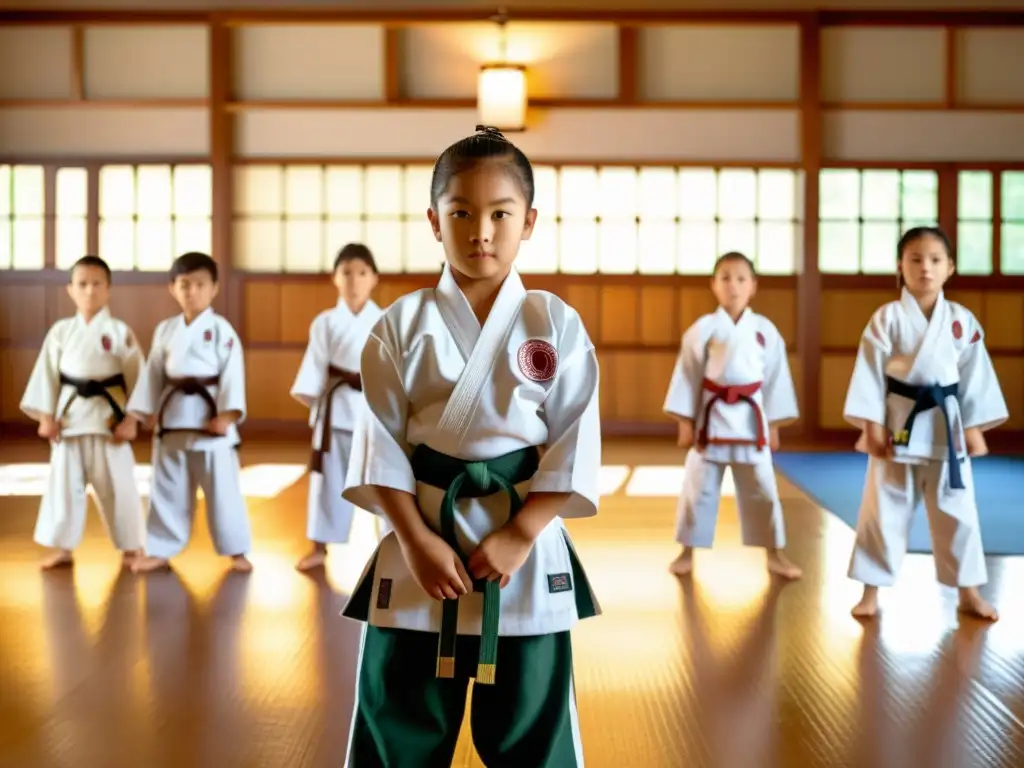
[529,310,601,520]
[120,325,145,396]
[843,307,891,430]
[956,311,1008,432]
[216,324,247,423]
[761,320,799,425]
[342,324,418,517]
[663,321,704,421]
[127,323,168,419]
[290,314,329,409]
[20,324,63,422]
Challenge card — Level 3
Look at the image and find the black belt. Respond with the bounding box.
[885,376,963,489]
[59,372,127,427]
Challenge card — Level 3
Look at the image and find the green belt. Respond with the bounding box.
[409,443,540,685]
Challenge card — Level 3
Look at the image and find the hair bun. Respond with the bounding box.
[474,125,508,141]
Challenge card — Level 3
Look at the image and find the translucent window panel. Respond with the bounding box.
[958,171,992,220]
[757,170,797,220]
[756,222,796,275]
[12,218,44,269]
[559,168,599,219]
[284,166,324,216]
[678,169,717,219]
[324,167,363,217]
[365,167,403,217]
[860,221,900,274]
[234,219,283,272]
[532,166,558,216]
[56,168,88,217]
[175,218,212,256]
[403,165,435,216]
[901,171,938,221]
[819,221,859,273]
[56,218,88,270]
[1003,172,1024,220]
[819,170,860,220]
[597,168,638,219]
[517,216,557,274]
[717,169,757,220]
[173,165,212,217]
[324,219,365,269]
[235,166,283,215]
[1003,224,1024,275]
[637,168,676,220]
[284,218,324,272]
[136,166,173,217]
[99,166,136,217]
[718,222,757,260]
[364,221,403,273]
[0,165,9,216]
[638,220,676,275]
[860,170,900,220]
[13,165,45,216]
[558,220,598,274]
[98,219,136,271]
[0,221,10,268]
[597,221,638,274]
[677,221,717,275]
[404,221,445,272]
[956,221,992,275]
[136,219,174,271]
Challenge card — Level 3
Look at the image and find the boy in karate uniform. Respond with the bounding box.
[664,252,802,580]
[341,126,602,767]
[126,251,253,573]
[291,243,384,571]
[844,227,1006,620]
[20,255,146,569]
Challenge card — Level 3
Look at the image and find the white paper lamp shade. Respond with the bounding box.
[477,64,527,132]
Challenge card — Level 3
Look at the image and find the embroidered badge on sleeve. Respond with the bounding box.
[101,335,112,352]
[952,320,963,340]
[517,339,558,382]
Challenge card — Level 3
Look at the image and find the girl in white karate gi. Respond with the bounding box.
[664,252,803,580]
[844,226,1007,621]
[20,255,146,569]
[291,243,383,571]
[340,126,602,767]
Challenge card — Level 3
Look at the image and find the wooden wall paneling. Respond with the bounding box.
[819,289,892,349]
[638,285,678,346]
[753,288,797,347]
[818,354,855,429]
[617,26,638,104]
[71,26,84,101]
[279,282,338,344]
[0,348,38,422]
[244,348,306,421]
[978,293,1024,352]
[210,18,235,324]
[564,284,602,343]
[599,285,639,345]
[676,286,718,332]
[243,281,282,344]
[991,357,1024,429]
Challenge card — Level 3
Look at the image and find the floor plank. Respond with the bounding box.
[1,438,1022,768]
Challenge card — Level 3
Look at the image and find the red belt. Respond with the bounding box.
[697,378,766,450]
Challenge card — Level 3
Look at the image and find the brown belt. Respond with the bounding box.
[157,375,220,437]
[308,365,361,473]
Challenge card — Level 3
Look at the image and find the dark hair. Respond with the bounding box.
[333,243,378,274]
[896,226,952,289]
[69,255,112,284]
[429,125,535,209]
[170,251,218,283]
[713,251,757,277]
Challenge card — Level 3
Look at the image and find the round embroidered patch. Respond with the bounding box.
[101,335,112,352]
[755,331,766,347]
[952,320,963,340]
[518,339,558,382]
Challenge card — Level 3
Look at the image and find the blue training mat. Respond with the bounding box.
[772,451,1024,556]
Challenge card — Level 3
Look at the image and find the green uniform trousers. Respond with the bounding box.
[345,625,583,767]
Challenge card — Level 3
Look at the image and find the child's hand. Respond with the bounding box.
[677,419,695,450]
[38,417,61,442]
[769,426,781,451]
[112,417,138,444]
[965,427,988,457]
[399,530,472,601]
[207,415,232,435]
[865,422,893,459]
[468,524,536,589]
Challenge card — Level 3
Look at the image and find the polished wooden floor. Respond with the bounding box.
[1,438,1022,768]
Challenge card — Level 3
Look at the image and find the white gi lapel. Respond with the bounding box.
[332,300,379,370]
[433,265,526,454]
[902,290,949,384]
[706,307,747,377]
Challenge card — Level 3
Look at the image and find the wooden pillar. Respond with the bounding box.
[209,16,237,327]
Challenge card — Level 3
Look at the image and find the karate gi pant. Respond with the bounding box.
[345,625,584,768]
[848,457,987,588]
[34,435,145,552]
[307,428,358,544]
[676,449,787,549]
[145,441,252,559]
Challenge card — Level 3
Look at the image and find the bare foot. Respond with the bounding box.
[295,548,327,572]
[668,548,693,576]
[851,586,880,618]
[230,555,253,573]
[41,550,73,570]
[957,587,998,622]
[767,549,803,580]
[131,556,171,573]
[121,549,142,568]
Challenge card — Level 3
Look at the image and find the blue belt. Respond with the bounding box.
[885,376,963,490]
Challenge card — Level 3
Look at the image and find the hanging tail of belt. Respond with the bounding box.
[697,378,765,450]
[885,376,963,490]
[409,443,540,685]
[156,376,221,437]
[308,365,362,473]
[58,373,128,426]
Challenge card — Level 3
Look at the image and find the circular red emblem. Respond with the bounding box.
[101,335,112,352]
[517,339,557,382]
[952,320,963,340]
[755,332,765,347]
